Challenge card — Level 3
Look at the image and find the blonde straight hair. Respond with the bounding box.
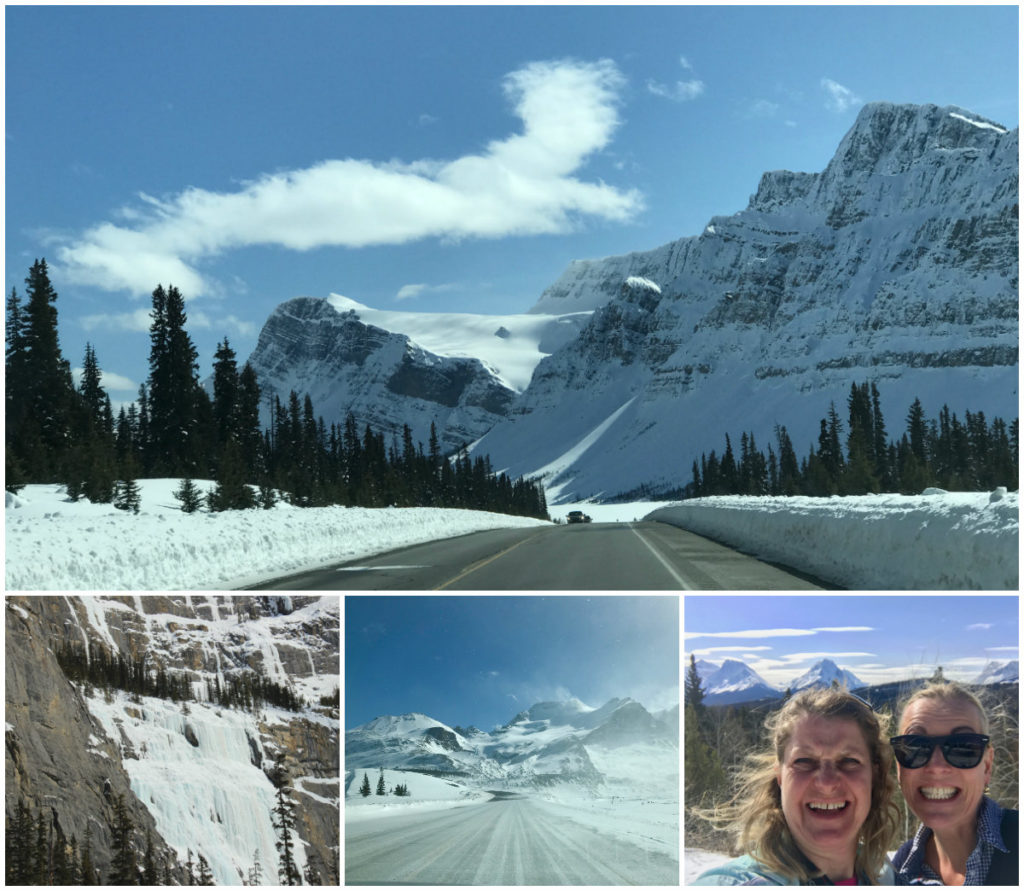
[695,687,900,884]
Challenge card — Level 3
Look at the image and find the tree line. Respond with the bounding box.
[686,381,1018,498]
[55,640,304,712]
[5,258,548,521]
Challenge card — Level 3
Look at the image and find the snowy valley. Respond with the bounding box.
[5,596,339,885]
[344,696,679,883]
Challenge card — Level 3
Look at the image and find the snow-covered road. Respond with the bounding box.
[345,796,679,885]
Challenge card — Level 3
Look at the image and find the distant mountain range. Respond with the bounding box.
[345,696,678,791]
[692,657,1017,706]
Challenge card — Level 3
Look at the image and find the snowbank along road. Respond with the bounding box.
[250,521,828,590]
[345,794,679,885]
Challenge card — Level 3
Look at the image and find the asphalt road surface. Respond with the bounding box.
[248,521,830,590]
[345,796,679,885]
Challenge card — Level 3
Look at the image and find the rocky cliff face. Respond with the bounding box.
[5,596,339,886]
[244,297,519,455]
[477,102,1018,499]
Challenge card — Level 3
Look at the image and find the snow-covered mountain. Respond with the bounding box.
[701,659,782,705]
[245,102,1016,501]
[790,658,865,692]
[5,596,339,886]
[244,294,591,455]
[973,660,1019,685]
[475,102,1018,499]
[345,696,677,792]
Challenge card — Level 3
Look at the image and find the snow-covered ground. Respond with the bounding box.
[647,489,1018,590]
[6,481,1016,589]
[4,480,550,591]
[345,767,678,862]
[344,768,493,822]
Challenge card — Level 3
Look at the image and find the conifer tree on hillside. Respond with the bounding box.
[376,769,386,795]
[271,755,301,885]
[359,773,372,797]
[109,792,137,884]
[196,852,215,885]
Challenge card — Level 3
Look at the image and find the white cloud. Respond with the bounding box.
[967,622,994,631]
[821,78,862,113]
[53,59,642,298]
[685,627,817,639]
[647,78,705,103]
[678,55,693,71]
[395,282,456,302]
[80,308,153,333]
[747,99,780,119]
[71,367,138,393]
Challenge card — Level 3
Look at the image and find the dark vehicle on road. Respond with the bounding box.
[566,510,592,524]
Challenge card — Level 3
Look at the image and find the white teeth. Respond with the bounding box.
[808,801,847,811]
[921,787,957,800]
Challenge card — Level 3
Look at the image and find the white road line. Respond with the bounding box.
[629,524,693,590]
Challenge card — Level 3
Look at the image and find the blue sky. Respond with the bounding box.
[6,5,1018,401]
[345,595,679,730]
[685,595,1019,688]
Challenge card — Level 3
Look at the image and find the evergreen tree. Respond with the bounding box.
[208,438,256,511]
[81,820,96,886]
[109,793,137,884]
[6,260,77,481]
[359,772,372,797]
[196,853,215,885]
[376,768,386,796]
[142,827,158,885]
[114,458,142,514]
[684,654,706,711]
[174,477,205,512]
[247,848,263,886]
[147,284,201,476]
[271,755,301,885]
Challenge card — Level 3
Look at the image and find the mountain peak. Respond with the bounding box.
[791,659,864,692]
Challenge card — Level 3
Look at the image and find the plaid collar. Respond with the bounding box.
[896,796,1007,885]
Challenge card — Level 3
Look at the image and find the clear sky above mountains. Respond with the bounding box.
[6,4,1018,397]
[345,595,679,730]
[685,595,1019,688]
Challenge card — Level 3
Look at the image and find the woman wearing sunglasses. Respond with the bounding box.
[890,681,1018,885]
[693,687,899,885]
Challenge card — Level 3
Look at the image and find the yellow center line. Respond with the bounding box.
[433,532,545,590]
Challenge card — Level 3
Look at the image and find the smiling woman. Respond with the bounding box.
[891,682,1019,885]
[691,688,900,885]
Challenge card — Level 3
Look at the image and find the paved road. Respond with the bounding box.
[345,796,679,885]
[248,521,830,590]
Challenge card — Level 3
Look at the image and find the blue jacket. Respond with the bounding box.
[693,853,896,885]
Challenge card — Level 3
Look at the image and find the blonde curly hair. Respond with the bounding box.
[695,687,900,884]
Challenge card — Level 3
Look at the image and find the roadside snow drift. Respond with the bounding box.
[647,490,1018,590]
[4,481,550,591]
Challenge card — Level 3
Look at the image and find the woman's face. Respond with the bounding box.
[897,698,993,834]
[776,714,873,877]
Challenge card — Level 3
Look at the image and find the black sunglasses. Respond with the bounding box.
[889,733,990,769]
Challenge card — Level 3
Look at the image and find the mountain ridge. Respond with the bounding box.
[244,101,1017,500]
